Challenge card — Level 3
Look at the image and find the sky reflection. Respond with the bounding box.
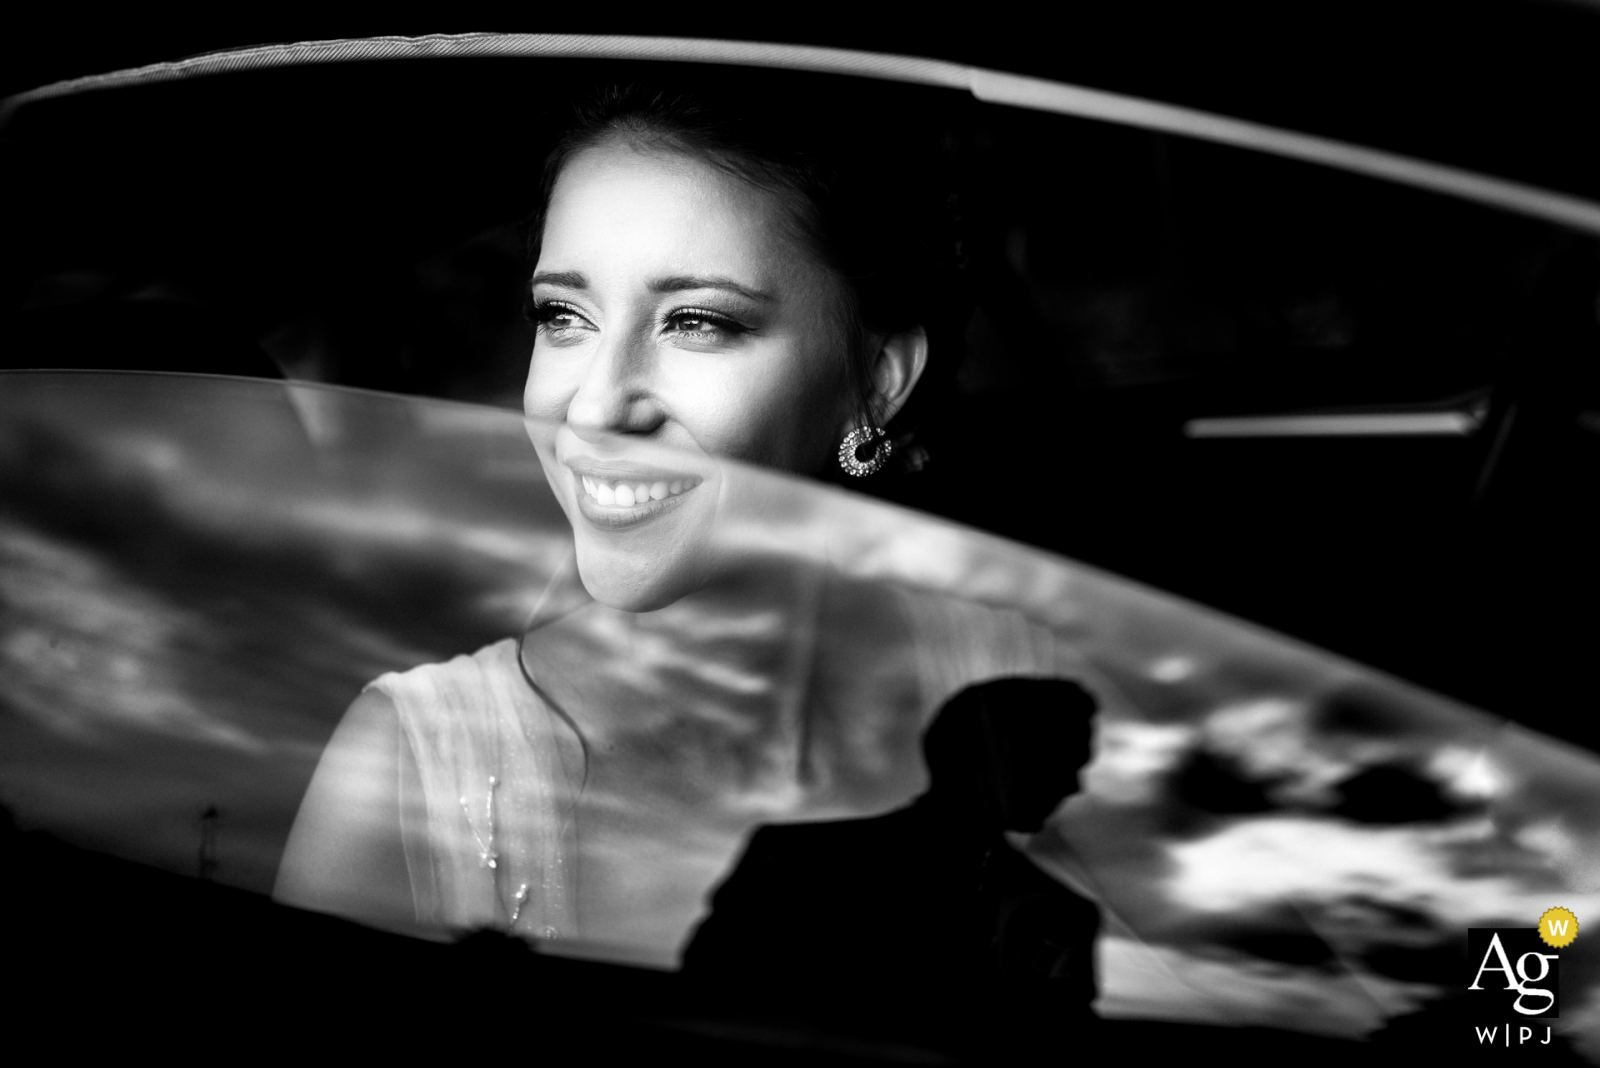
[2,372,1598,1052]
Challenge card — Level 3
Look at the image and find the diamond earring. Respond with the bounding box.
[838,425,892,477]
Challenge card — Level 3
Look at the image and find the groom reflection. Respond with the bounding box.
[682,676,1100,1058]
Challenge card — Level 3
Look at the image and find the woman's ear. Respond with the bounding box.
[867,325,929,425]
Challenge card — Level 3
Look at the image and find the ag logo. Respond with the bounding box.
[1468,928,1559,1018]
[1467,909,1575,1048]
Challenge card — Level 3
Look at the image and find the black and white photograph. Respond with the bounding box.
[3,5,1599,1061]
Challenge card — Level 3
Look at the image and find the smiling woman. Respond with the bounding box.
[13,30,1600,1059]
[271,82,1087,967]
[526,142,852,607]
[522,90,942,607]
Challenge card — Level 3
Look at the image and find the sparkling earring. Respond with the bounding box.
[838,425,892,477]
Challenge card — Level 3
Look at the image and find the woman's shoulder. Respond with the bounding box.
[365,638,523,709]
[361,637,534,768]
[367,636,522,686]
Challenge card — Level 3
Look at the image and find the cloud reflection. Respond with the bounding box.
[2,373,1599,1046]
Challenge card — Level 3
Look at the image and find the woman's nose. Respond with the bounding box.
[565,332,664,441]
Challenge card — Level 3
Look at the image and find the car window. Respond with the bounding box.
[3,370,1596,1046]
[3,48,1600,1058]
[8,58,1594,739]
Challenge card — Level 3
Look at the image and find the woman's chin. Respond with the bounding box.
[574,550,703,613]
[584,582,681,614]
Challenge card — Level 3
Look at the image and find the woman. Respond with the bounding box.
[274,83,1090,965]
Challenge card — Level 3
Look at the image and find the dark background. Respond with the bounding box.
[5,0,1600,197]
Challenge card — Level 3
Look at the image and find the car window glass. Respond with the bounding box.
[3,55,1600,1053]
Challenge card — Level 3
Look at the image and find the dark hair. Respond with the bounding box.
[524,81,971,479]
[921,676,1097,786]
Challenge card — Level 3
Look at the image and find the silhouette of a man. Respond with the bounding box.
[681,676,1100,1056]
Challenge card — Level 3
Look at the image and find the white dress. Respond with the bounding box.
[368,638,581,941]
[367,581,1094,960]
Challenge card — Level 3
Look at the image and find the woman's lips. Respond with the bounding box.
[567,465,703,529]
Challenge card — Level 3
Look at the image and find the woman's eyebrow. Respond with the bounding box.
[530,270,588,289]
[649,275,774,303]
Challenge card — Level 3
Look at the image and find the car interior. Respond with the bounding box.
[3,50,1599,1059]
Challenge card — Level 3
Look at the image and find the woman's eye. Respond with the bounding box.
[665,309,744,341]
[531,300,591,335]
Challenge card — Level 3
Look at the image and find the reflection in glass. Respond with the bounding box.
[5,372,1600,1052]
[682,677,1101,1054]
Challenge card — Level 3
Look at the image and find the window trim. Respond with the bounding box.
[3,32,1598,238]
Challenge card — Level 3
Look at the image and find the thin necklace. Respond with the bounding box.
[459,775,535,929]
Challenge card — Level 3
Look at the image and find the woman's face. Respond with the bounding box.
[524,138,854,611]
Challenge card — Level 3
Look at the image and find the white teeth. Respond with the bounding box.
[578,473,699,506]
